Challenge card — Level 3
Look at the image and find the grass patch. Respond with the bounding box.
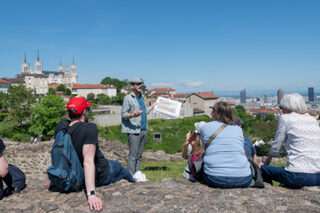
[141,161,187,182]
[139,161,287,183]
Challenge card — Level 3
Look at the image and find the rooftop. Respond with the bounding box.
[189,92,219,99]
[72,83,116,89]
[0,78,12,84]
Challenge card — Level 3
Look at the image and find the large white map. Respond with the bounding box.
[153,97,182,118]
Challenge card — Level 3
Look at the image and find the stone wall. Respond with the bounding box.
[1,140,320,212]
[5,142,52,180]
[3,138,184,184]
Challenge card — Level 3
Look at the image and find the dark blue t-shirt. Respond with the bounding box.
[136,95,147,131]
[244,137,256,160]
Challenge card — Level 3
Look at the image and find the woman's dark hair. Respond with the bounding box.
[68,108,83,119]
[211,101,235,125]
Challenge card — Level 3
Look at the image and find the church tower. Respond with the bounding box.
[70,56,78,84]
[21,52,30,73]
[58,57,64,73]
[34,50,43,74]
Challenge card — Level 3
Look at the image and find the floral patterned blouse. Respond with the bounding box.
[270,112,320,173]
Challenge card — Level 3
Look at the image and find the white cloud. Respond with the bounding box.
[148,80,205,93]
[179,80,203,87]
[150,82,174,88]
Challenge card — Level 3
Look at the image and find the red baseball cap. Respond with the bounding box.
[67,97,92,114]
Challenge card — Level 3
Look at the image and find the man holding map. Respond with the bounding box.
[121,78,156,176]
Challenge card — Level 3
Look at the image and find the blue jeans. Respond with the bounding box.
[202,171,252,188]
[261,165,320,188]
[100,160,135,186]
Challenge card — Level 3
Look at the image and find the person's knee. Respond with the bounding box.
[0,165,8,178]
[128,149,139,158]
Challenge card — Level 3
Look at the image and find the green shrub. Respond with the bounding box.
[0,113,8,122]
[12,132,30,142]
[255,144,271,156]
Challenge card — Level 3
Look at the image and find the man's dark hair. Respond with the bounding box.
[68,108,83,119]
[211,101,235,125]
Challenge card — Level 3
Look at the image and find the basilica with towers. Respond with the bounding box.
[16,51,78,95]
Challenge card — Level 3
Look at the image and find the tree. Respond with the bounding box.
[87,93,95,101]
[251,120,277,142]
[100,77,129,93]
[64,88,71,95]
[5,85,36,125]
[28,94,66,138]
[235,105,246,114]
[112,93,126,105]
[56,84,67,92]
[265,113,276,122]
[48,88,56,95]
[0,92,9,110]
[97,94,112,105]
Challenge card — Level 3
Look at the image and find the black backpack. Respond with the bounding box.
[3,164,27,195]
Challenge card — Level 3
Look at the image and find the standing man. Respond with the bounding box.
[54,97,135,211]
[121,78,156,176]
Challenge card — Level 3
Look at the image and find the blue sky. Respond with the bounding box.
[0,0,319,95]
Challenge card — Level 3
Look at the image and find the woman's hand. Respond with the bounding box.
[186,131,192,142]
[259,155,273,168]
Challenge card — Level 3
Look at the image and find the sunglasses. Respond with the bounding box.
[133,83,143,86]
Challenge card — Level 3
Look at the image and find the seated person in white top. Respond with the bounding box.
[259,93,320,188]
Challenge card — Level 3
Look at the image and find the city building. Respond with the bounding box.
[240,89,246,104]
[308,87,315,102]
[186,92,219,116]
[0,78,12,93]
[147,88,176,98]
[173,94,188,102]
[277,89,284,105]
[120,85,131,94]
[5,51,78,95]
[72,83,117,98]
[247,106,282,118]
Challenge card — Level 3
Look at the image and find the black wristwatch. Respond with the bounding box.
[87,190,96,196]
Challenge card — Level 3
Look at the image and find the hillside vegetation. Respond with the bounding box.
[98,106,279,155]
[98,115,211,154]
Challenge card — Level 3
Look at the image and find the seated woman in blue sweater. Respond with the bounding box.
[200,101,252,188]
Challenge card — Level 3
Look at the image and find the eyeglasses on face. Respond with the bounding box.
[133,83,143,86]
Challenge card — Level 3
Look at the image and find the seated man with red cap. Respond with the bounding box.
[54,97,135,211]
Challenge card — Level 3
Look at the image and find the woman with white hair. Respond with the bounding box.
[259,93,320,188]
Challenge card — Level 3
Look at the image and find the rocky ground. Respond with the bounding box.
[1,138,320,212]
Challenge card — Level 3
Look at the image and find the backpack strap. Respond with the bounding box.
[204,123,227,151]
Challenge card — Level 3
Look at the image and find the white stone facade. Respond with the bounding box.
[19,52,78,95]
[72,84,117,98]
